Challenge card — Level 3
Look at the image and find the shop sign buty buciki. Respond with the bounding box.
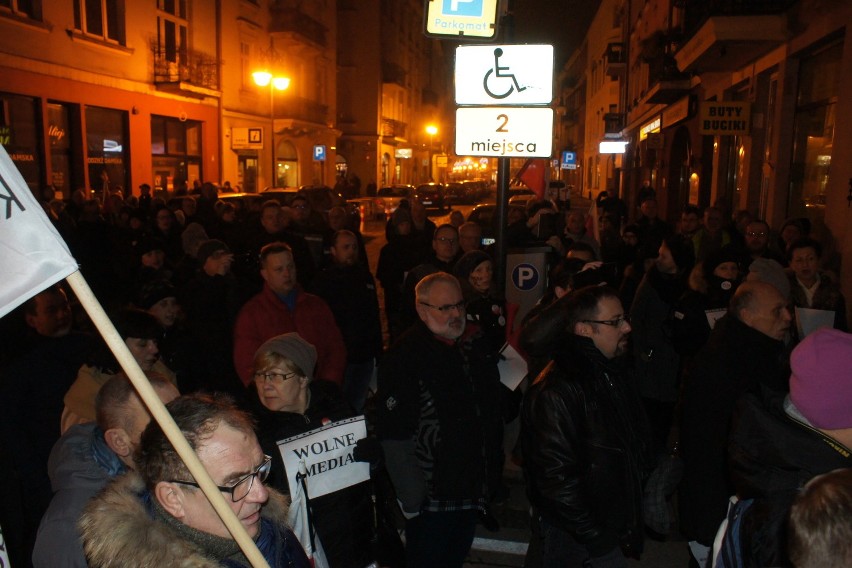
[699,101,751,136]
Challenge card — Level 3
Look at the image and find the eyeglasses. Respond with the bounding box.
[419,301,466,314]
[583,315,631,327]
[292,204,308,210]
[170,455,272,502]
[746,231,767,238]
[253,371,299,383]
[435,236,457,244]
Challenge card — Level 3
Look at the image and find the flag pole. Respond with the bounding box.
[65,270,270,568]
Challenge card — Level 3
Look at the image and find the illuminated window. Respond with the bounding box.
[74,0,124,44]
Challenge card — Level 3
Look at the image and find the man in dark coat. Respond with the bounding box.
[376,272,502,568]
[521,285,652,568]
[309,229,383,413]
[678,280,792,567]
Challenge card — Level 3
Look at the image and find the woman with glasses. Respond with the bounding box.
[248,333,377,568]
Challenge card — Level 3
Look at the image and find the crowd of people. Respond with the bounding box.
[0,180,850,568]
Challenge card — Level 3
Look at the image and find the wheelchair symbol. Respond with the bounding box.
[483,48,528,100]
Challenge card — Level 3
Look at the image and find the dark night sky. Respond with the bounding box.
[507,0,602,67]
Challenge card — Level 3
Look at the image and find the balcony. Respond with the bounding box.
[275,96,328,126]
[269,6,327,48]
[152,45,220,98]
[381,118,407,140]
[674,0,793,73]
[605,43,626,79]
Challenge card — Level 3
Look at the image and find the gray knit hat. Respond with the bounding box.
[254,332,317,381]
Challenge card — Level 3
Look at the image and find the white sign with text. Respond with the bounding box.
[277,416,369,499]
[456,107,553,158]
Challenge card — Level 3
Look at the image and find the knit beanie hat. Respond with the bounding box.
[789,328,852,430]
[136,279,177,310]
[114,308,163,340]
[702,244,741,282]
[747,258,791,301]
[196,239,230,266]
[391,207,412,227]
[254,332,317,381]
[453,250,492,280]
[181,222,210,257]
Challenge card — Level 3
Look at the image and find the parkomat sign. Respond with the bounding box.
[699,101,751,135]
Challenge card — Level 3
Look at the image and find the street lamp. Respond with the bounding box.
[253,67,290,189]
[426,125,438,182]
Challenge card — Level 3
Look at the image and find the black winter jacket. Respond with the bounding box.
[521,335,652,558]
[727,391,852,567]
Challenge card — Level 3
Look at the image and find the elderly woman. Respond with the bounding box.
[249,332,376,568]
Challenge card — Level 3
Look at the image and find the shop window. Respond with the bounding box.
[74,0,124,44]
[275,140,298,188]
[789,41,841,220]
[48,103,79,198]
[85,106,127,194]
[150,115,202,193]
[0,93,41,192]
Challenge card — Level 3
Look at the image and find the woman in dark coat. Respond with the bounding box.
[248,333,376,568]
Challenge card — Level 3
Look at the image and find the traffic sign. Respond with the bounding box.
[425,0,500,40]
[455,107,553,158]
[560,150,576,169]
[455,44,553,105]
[512,263,540,291]
[313,145,326,161]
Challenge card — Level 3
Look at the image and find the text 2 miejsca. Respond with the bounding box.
[455,107,553,158]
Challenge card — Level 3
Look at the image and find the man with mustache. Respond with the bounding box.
[376,272,503,568]
[521,285,652,568]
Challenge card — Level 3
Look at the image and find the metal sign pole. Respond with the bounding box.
[495,156,510,297]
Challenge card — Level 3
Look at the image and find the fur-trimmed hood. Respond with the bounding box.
[79,471,292,567]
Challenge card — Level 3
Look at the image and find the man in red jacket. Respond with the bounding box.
[233,242,346,386]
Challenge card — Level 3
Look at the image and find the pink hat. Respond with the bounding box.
[789,328,852,430]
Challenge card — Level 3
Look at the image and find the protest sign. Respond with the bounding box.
[277,416,369,499]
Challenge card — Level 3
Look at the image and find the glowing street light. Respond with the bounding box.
[426,125,438,182]
[253,66,290,188]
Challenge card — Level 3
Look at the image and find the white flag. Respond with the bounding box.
[287,460,330,568]
[0,144,78,318]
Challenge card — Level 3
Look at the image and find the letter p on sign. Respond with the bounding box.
[512,263,539,291]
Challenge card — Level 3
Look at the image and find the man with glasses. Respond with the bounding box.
[80,394,311,568]
[376,272,503,568]
[521,285,652,568]
[400,223,462,332]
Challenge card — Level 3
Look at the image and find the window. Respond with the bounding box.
[150,115,202,192]
[158,0,188,67]
[789,41,842,221]
[0,93,41,192]
[74,0,124,44]
[85,106,127,193]
[0,0,40,19]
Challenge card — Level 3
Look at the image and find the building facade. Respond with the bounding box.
[569,0,852,321]
[0,1,220,198]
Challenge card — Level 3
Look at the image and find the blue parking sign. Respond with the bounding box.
[443,0,483,17]
[313,145,326,162]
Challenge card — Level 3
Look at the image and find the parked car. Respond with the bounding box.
[376,184,416,217]
[461,179,490,202]
[444,182,467,205]
[414,182,447,212]
[466,202,526,243]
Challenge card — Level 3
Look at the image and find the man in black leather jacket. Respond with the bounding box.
[521,285,652,567]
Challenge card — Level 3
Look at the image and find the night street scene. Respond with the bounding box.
[1,1,851,567]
